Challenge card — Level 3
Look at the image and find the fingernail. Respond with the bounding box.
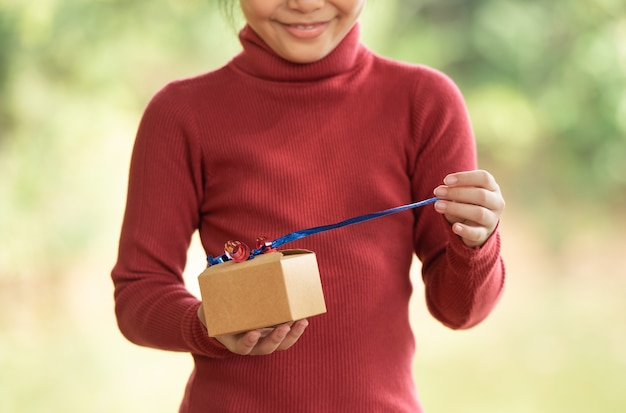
[434,187,448,197]
[444,175,458,185]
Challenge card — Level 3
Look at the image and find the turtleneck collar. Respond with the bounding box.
[230,23,366,83]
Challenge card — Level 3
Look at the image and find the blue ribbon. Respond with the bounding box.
[207,196,439,266]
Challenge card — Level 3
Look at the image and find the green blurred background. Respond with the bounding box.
[1,0,625,411]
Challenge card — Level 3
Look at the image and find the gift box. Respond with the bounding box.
[198,249,327,337]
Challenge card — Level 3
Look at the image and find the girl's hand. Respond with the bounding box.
[197,304,308,355]
[433,170,505,248]
[215,320,309,356]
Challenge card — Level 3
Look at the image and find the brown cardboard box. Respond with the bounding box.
[198,249,326,337]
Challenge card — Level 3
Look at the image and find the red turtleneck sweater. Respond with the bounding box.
[112,24,504,413]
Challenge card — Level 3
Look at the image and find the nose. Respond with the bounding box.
[287,0,325,13]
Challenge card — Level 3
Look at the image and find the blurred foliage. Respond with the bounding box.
[389,0,626,198]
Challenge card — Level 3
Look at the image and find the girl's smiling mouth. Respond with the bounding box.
[281,21,331,39]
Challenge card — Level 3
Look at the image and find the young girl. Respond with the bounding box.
[112,1,506,412]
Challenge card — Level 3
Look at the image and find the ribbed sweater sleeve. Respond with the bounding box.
[409,68,505,329]
[112,86,231,357]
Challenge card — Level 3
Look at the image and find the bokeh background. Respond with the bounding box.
[1,0,625,412]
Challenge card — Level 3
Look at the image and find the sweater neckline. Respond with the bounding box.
[230,23,366,83]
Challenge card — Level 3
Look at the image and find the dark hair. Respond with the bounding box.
[217,0,242,29]
[217,0,239,29]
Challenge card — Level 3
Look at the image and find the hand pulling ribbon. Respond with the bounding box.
[207,196,439,266]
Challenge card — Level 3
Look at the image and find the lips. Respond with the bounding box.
[290,23,322,30]
[282,21,330,39]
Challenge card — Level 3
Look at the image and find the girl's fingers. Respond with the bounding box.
[247,320,309,356]
[248,324,292,355]
[432,170,506,248]
[434,199,498,229]
[451,221,491,247]
[217,320,308,356]
[218,330,262,355]
[434,170,505,216]
[275,319,309,351]
[444,170,500,192]
[434,186,503,212]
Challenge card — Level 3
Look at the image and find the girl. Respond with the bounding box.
[112,1,506,412]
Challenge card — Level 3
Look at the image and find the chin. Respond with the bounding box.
[282,49,333,64]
